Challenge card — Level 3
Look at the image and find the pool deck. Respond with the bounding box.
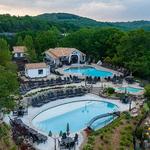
[7,94,134,150]
[3,64,144,150]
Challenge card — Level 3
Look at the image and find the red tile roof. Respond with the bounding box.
[45,47,85,58]
[25,63,48,69]
[13,46,27,53]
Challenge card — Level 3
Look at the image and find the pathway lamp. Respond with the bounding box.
[48,130,59,150]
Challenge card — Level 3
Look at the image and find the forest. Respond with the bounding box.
[0,13,150,33]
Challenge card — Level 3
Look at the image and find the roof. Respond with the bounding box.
[13,46,27,53]
[45,47,86,59]
[25,63,48,69]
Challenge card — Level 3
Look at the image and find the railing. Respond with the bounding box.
[87,111,120,128]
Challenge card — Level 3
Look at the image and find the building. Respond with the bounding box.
[44,47,86,66]
[25,63,50,78]
[12,46,28,71]
[12,46,27,58]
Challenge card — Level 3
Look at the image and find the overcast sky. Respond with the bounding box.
[0,0,149,22]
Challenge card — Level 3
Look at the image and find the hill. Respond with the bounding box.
[35,13,150,30]
[0,13,150,33]
[35,13,113,27]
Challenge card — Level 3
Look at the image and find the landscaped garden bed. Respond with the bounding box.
[0,123,17,150]
[83,112,143,150]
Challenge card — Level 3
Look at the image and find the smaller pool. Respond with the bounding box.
[64,66,113,77]
[116,87,143,93]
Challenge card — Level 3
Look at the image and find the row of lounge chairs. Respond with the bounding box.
[86,76,101,84]
[104,75,123,84]
[20,76,82,95]
[51,70,63,76]
[101,63,130,75]
[31,88,88,107]
[12,106,28,117]
[10,118,47,145]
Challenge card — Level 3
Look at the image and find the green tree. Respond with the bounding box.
[16,36,23,46]
[117,29,150,78]
[144,84,150,99]
[0,67,19,109]
[0,39,19,110]
[0,39,11,66]
[24,35,37,62]
[104,56,112,64]
[35,29,60,60]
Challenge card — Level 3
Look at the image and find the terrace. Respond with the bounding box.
[4,62,145,150]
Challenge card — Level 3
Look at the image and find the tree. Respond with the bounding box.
[0,38,11,66]
[116,29,150,78]
[144,84,150,99]
[35,29,60,60]
[112,54,122,66]
[0,66,19,109]
[0,39,19,110]
[103,56,112,64]
[16,36,23,46]
[24,35,37,62]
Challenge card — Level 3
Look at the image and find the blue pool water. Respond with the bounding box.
[116,87,143,93]
[32,101,118,134]
[64,66,113,77]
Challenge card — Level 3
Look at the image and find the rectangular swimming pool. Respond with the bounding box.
[116,87,143,93]
[64,66,113,77]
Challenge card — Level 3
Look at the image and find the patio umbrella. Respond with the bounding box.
[48,130,52,137]
[66,123,70,136]
[59,130,63,137]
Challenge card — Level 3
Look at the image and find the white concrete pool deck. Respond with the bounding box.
[12,94,133,150]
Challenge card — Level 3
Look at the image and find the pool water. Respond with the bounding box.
[32,101,118,134]
[64,66,113,77]
[116,87,143,93]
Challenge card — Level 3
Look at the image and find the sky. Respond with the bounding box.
[0,0,149,22]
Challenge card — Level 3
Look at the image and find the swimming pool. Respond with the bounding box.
[32,101,118,134]
[116,87,143,93]
[64,66,113,77]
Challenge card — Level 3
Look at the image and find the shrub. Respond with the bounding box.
[100,135,104,140]
[10,146,17,150]
[125,112,131,120]
[83,144,93,150]
[144,84,150,99]
[98,146,103,150]
[119,146,126,150]
[135,127,144,140]
[88,136,95,145]
[106,87,115,94]
[3,136,10,146]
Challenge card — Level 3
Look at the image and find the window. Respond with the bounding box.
[82,56,85,61]
[38,69,43,75]
[17,53,21,57]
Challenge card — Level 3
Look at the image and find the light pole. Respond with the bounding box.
[49,131,59,150]
[85,76,87,87]
[129,98,132,111]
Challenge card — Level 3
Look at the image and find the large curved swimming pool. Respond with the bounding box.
[32,101,118,134]
[64,66,113,77]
